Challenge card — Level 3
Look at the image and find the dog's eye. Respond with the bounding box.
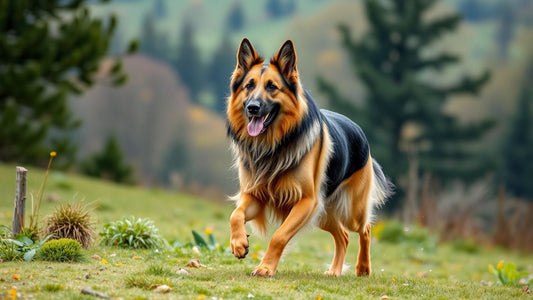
[245,81,255,91]
[266,81,278,92]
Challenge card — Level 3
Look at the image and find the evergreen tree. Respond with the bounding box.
[153,0,167,19]
[0,0,133,166]
[140,13,163,59]
[173,20,203,103]
[81,134,133,184]
[501,62,533,202]
[319,0,492,207]
[227,1,245,31]
[265,0,296,19]
[495,3,515,61]
[266,0,284,19]
[207,34,236,115]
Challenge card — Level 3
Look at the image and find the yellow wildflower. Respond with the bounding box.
[496,260,504,270]
[50,151,57,157]
[9,288,17,300]
[205,228,213,235]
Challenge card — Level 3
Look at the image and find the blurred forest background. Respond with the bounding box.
[1,0,533,250]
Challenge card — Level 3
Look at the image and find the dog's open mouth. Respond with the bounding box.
[247,105,279,137]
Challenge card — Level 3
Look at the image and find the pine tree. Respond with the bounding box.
[0,0,133,166]
[140,12,168,60]
[207,34,236,115]
[173,20,203,103]
[153,0,167,19]
[81,134,133,184]
[227,1,245,31]
[319,0,492,207]
[501,63,533,202]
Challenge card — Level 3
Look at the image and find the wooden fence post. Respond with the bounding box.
[12,166,28,238]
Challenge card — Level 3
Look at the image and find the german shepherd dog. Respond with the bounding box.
[226,38,393,277]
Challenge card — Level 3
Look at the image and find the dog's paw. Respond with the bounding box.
[230,233,249,259]
[251,264,275,277]
[355,263,371,276]
[324,270,341,277]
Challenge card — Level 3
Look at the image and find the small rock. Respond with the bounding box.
[151,284,173,293]
[176,268,190,275]
[185,259,206,268]
[85,274,91,280]
[380,295,389,300]
[91,254,101,260]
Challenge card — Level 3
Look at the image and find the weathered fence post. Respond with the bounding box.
[12,166,28,238]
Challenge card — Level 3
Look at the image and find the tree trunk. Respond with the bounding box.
[12,166,28,238]
[403,148,419,224]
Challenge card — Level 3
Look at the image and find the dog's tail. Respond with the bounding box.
[370,159,394,208]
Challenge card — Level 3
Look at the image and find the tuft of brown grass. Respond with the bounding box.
[44,201,96,249]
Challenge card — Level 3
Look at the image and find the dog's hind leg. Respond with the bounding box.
[355,223,372,276]
[320,218,349,276]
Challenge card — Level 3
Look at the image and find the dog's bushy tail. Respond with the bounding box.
[370,159,394,208]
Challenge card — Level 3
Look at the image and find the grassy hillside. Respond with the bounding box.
[1,163,532,299]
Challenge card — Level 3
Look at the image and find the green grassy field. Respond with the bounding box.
[0,163,531,299]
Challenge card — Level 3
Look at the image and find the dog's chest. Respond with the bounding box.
[249,170,304,208]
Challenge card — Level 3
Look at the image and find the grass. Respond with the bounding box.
[1,162,532,299]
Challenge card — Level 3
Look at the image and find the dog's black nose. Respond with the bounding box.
[246,100,260,115]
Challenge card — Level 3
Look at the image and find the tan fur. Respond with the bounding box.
[228,39,386,277]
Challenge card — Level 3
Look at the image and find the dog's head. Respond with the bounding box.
[227,39,308,144]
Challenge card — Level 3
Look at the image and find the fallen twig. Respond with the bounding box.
[81,288,112,299]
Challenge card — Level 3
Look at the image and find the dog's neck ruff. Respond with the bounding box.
[230,115,321,192]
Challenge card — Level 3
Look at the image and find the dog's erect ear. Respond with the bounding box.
[236,38,261,73]
[273,40,297,79]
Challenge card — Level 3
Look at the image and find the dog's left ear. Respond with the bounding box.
[273,40,298,79]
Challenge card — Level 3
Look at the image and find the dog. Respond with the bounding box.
[226,38,393,277]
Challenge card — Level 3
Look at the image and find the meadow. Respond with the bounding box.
[0,163,531,299]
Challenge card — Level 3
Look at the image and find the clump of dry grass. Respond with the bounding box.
[44,202,96,249]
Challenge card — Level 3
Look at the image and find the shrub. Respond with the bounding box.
[38,238,84,262]
[44,202,96,249]
[0,233,53,261]
[100,217,166,249]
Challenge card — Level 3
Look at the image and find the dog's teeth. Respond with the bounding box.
[264,113,269,121]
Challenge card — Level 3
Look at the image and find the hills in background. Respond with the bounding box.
[71,0,533,195]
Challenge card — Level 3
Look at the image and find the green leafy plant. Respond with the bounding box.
[489,261,532,286]
[38,238,84,262]
[0,233,53,261]
[44,201,96,249]
[100,217,166,249]
[172,229,225,254]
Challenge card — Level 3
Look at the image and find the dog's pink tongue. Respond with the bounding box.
[247,116,264,137]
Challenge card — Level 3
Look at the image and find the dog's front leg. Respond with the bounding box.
[252,197,317,277]
[230,193,261,259]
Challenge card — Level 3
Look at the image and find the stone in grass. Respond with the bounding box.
[176,268,190,275]
[151,284,173,293]
[185,259,206,268]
